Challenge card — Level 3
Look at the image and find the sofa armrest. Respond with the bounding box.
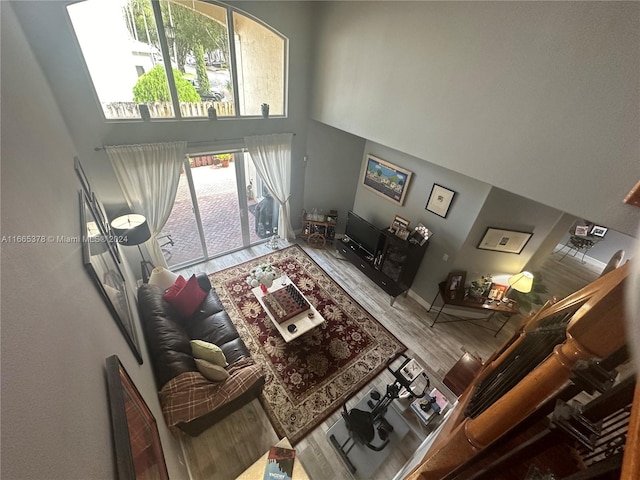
[195,273,213,293]
[158,358,265,436]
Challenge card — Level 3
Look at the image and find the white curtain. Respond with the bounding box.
[244,133,295,240]
[106,141,186,267]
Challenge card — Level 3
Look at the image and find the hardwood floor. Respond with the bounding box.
[176,240,602,480]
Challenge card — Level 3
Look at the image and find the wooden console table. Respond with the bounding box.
[428,282,520,337]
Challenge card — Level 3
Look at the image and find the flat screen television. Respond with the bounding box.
[345,211,382,256]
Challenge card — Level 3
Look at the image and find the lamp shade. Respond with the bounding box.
[508,271,534,293]
[148,266,179,290]
[111,214,151,246]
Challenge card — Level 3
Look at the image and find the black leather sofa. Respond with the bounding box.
[137,274,265,436]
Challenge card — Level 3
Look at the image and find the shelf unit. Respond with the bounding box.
[300,214,337,248]
[337,229,429,305]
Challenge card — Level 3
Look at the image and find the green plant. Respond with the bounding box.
[507,272,548,313]
[132,65,200,103]
[194,44,210,95]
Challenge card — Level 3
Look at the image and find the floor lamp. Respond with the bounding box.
[507,271,534,296]
[111,213,154,282]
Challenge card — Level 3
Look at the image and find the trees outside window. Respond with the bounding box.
[68,0,287,119]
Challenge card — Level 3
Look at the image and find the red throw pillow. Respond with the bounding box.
[162,274,207,318]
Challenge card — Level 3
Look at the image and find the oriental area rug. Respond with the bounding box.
[208,245,406,444]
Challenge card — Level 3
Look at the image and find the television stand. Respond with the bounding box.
[337,235,428,306]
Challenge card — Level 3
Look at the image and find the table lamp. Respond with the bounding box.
[508,271,534,294]
[148,266,179,291]
[111,213,153,282]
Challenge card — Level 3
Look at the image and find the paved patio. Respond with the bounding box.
[161,162,265,267]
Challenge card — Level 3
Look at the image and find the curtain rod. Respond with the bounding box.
[94,133,296,152]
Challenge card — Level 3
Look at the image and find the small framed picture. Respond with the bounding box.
[446,271,466,299]
[390,215,410,233]
[574,225,589,236]
[488,284,508,301]
[590,225,608,237]
[396,228,410,240]
[426,184,456,218]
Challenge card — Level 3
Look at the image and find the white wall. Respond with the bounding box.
[312,1,640,236]
[0,3,188,478]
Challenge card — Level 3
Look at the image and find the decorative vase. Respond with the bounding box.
[207,106,217,120]
[261,103,270,118]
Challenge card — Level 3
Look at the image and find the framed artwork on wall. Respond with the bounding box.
[477,227,533,254]
[74,156,92,196]
[80,190,142,364]
[106,355,169,480]
[362,154,413,206]
[425,184,456,218]
[590,225,608,237]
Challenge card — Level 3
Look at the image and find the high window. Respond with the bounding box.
[67,0,287,120]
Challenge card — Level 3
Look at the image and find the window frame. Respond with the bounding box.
[68,0,289,121]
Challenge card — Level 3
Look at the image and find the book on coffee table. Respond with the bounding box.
[263,445,296,480]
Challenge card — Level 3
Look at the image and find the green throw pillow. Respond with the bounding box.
[190,339,228,367]
[195,358,230,382]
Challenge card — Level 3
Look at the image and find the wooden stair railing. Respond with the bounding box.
[405,262,631,480]
[621,380,640,479]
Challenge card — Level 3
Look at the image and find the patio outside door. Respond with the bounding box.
[161,151,278,268]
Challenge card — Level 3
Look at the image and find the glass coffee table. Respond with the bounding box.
[252,275,325,342]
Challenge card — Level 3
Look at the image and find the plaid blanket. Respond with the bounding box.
[158,358,263,434]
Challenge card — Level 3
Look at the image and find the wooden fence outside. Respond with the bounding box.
[102,100,235,119]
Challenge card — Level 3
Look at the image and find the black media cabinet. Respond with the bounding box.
[337,230,429,305]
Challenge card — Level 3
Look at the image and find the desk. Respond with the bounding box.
[428,282,520,337]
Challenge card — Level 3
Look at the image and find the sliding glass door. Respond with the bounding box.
[161,151,278,268]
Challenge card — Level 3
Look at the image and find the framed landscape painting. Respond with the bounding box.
[362,154,413,206]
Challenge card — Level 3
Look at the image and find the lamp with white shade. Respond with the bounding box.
[148,267,179,291]
[508,271,534,294]
[111,213,153,281]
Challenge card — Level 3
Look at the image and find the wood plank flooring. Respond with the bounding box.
[176,240,601,480]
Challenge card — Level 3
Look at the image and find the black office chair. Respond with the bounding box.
[330,354,430,471]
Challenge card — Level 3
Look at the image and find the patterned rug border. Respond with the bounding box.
[208,245,407,444]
